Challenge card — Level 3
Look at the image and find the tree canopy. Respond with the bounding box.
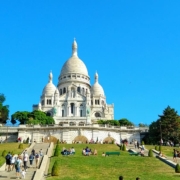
[148,106,180,144]
[11,110,55,125]
[119,118,134,126]
[0,94,9,123]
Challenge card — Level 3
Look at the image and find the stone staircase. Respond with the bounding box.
[0,143,50,180]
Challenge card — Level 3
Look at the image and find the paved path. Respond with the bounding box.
[0,143,50,180]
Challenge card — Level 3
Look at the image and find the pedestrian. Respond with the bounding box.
[5,152,12,171]
[21,168,26,179]
[39,149,43,156]
[137,141,139,149]
[11,154,16,171]
[31,149,35,157]
[23,152,29,171]
[173,149,177,163]
[15,156,22,179]
[29,153,34,167]
[35,152,40,168]
[134,140,137,149]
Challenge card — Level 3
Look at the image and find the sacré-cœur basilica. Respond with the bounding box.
[5,40,147,144]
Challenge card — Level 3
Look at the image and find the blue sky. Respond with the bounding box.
[1,1,180,125]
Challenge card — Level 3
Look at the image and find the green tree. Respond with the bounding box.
[119,118,134,126]
[149,106,180,144]
[11,110,55,125]
[0,94,9,123]
[11,111,30,124]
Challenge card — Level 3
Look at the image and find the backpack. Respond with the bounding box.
[6,154,11,160]
[15,159,20,168]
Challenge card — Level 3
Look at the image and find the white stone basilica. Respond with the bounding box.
[33,40,114,125]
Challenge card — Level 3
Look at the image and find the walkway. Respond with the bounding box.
[0,143,50,180]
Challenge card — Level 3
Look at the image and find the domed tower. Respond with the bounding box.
[55,39,91,124]
[91,72,106,119]
[34,71,57,115]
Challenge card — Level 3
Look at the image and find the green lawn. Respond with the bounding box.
[0,142,29,166]
[47,144,180,180]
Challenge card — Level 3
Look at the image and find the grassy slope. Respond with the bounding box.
[47,144,180,180]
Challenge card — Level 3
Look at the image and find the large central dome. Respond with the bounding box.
[60,40,89,77]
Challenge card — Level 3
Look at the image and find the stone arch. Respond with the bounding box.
[103,136,115,144]
[44,135,58,143]
[74,135,88,143]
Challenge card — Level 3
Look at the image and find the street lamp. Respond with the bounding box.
[159,120,162,145]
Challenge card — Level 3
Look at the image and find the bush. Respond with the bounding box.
[141,141,145,145]
[52,161,60,176]
[159,146,162,152]
[2,150,7,157]
[155,146,158,151]
[57,139,60,144]
[175,164,180,173]
[18,143,23,149]
[148,149,153,157]
[54,147,60,156]
[122,144,126,151]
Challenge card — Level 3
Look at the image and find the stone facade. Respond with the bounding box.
[33,40,114,125]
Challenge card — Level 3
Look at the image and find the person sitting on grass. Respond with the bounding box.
[93,149,98,155]
[82,148,86,156]
[139,148,144,156]
[102,152,105,156]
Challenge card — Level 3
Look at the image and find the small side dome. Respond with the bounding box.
[55,88,59,94]
[42,72,56,95]
[91,72,105,96]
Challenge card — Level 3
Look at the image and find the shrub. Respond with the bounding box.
[2,150,7,157]
[52,161,60,176]
[159,146,162,152]
[148,149,153,157]
[18,143,23,149]
[54,147,60,156]
[57,139,60,144]
[141,141,145,145]
[175,164,180,173]
[155,146,158,151]
[122,144,126,151]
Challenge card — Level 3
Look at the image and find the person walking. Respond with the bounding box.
[15,156,22,179]
[29,153,34,167]
[173,149,177,163]
[23,152,29,171]
[5,152,12,172]
[35,152,40,168]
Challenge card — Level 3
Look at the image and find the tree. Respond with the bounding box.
[11,111,30,124]
[11,110,55,125]
[119,118,134,126]
[149,106,180,144]
[0,94,9,123]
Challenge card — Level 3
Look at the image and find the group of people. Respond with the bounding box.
[61,147,75,155]
[119,176,140,180]
[5,148,43,179]
[82,146,98,156]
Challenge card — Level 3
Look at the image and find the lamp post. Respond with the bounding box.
[160,120,162,145]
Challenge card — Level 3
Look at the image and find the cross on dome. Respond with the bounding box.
[72,38,78,56]
[49,71,53,83]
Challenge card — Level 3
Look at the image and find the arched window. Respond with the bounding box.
[95,112,101,117]
[63,87,66,94]
[77,86,80,93]
[60,89,62,95]
[82,88,85,95]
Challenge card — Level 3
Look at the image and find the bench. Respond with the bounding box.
[129,152,139,156]
[105,152,120,156]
